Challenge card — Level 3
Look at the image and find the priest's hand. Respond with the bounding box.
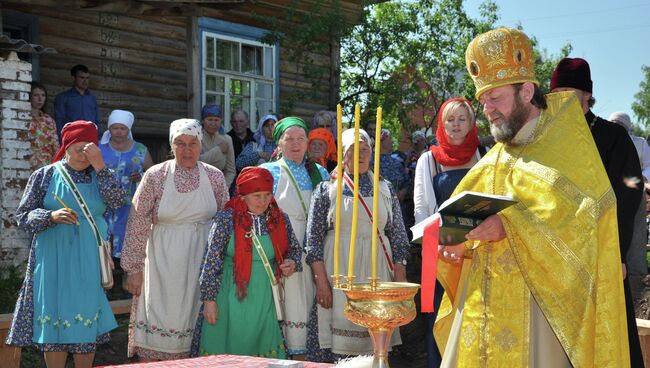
[466,214,506,242]
[279,259,296,277]
[439,243,465,264]
[204,301,218,325]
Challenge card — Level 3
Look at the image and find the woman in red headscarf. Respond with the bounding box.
[197,167,302,358]
[412,98,488,368]
[308,127,337,172]
[6,121,125,368]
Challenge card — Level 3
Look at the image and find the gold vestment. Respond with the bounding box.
[434,92,630,367]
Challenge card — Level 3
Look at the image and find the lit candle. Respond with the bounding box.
[334,104,343,282]
[371,107,382,280]
[348,104,361,280]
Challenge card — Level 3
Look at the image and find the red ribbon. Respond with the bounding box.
[421,215,440,312]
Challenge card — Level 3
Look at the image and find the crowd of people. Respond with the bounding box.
[5,26,650,368]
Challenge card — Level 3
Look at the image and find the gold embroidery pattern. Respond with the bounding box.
[463,325,477,348]
[496,249,517,274]
[478,244,494,367]
[494,328,518,352]
[512,202,595,303]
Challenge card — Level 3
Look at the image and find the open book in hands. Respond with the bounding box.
[411,191,517,245]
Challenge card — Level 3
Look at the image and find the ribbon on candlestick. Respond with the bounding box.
[421,215,440,312]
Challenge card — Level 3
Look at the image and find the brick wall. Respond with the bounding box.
[0,52,33,268]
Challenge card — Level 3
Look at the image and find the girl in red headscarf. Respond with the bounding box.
[6,121,125,368]
[198,167,302,358]
[412,98,488,368]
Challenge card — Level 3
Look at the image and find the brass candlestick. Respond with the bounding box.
[337,281,420,368]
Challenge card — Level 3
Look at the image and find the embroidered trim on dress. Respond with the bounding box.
[131,320,193,338]
[330,326,370,338]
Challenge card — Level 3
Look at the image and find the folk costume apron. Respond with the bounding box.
[276,160,314,354]
[32,169,117,344]
[133,161,217,354]
[318,177,401,355]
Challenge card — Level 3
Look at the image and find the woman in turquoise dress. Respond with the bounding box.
[5,120,125,368]
[198,167,302,358]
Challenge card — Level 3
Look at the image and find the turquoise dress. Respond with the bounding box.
[99,141,147,257]
[32,169,117,344]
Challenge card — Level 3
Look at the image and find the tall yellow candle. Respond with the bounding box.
[371,107,382,280]
[333,104,344,281]
[347,104,361,280]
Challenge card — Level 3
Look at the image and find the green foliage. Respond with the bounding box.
[341,0,499,136]
[0,264,24,314]
[633,65,650,132]
[255,0,352,115]
[339,0,573,139]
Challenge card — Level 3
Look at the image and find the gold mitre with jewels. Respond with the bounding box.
[465,27,539,99]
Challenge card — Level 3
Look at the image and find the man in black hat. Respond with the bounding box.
[551,57,644,367]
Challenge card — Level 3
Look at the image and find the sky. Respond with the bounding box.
[463,0,650,125]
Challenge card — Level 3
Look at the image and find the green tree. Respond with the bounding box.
[632,65,650,132]
[339,0,572,140]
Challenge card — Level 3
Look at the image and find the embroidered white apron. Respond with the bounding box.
[275,167,315,353]
[318,179,401,355]
[134,162,217,353]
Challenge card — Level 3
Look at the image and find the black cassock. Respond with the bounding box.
[587,110,644,367]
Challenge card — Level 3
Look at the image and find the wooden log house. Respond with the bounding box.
[2,0,364,161]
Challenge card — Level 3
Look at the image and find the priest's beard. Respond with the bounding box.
[490,95,530,144]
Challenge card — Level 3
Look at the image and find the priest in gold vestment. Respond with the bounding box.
[434,28,630,367]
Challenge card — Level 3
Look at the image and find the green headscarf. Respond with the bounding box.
[272,117,308,143]
[271,116,323,189]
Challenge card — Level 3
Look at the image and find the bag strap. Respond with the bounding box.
[341,172,395,273]
[250,231,279,287]
[54,161,102,247]
[278,158,308,218]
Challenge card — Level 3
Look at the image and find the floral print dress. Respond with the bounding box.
[29,112,59,169]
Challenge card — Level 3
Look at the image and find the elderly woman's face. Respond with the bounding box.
[443,106,472,144]
[344,140,371,174]
[262,119,275,140]
[243,191,273,216]
[279,126,308,163]
[109,123,130,142]
[172,134,201,169]
[203,116,222,136]
[66,141,91,168]
[308,139,327,160]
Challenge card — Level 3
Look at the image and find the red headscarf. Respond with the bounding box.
[429,98,479,166]
[308,128,337,167]
[225,167,288,300]
[52,120,99,162]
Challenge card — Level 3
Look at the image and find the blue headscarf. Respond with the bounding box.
[201,104,222,120]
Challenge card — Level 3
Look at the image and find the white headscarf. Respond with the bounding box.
[341,128,371,157]
[169,118,203,146]
[100,109,134,144]
[254,114,278,149]
[608,111,633,132]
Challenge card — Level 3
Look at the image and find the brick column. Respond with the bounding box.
[0,51,33,268]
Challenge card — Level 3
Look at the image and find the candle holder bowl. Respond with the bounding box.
[337,282,420,368]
